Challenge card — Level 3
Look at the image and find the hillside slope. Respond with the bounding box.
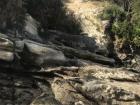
[65,0,108,49]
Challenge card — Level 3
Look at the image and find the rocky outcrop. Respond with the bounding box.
[21,40,66,67]
[51,65,140,105]
[0,1,139,104]
[0,1,140,105]
[0,31,139,105]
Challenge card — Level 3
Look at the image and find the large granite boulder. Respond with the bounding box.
[21,40,66,66]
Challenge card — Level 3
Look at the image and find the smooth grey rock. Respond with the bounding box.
[25,14,40,35]
[15,40,24,52]
[24,14,43,43]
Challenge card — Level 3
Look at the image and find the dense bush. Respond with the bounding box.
[100,4,125,20]
[101,0,140,47]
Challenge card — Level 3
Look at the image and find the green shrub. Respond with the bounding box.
[133,36,140,47]
[100,1,140,47]
[112,20,133,39]
[100,4,125,20]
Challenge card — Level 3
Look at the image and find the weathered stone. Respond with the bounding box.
[24,14,43,43]
[45,30,97,53]
[21,40,66,66]
[0,34,13,51]
[51,65,140,105]
[75,80,140,105]
[58,45,115,65]
[51,79,94,105]
[0,33,14,62]
[31,93,62,105]
[15,40,24,52]
[31,81,62,105]
[0,50,14,62]
[25,14,40,36]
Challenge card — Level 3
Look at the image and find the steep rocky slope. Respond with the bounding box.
[0,0,140,105]
[0,28,140,105]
